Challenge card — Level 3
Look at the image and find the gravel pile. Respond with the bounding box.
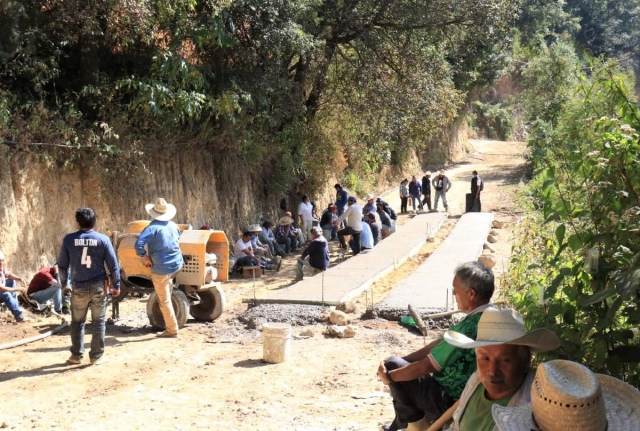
[370,307,460,330]
[237,304,331,329]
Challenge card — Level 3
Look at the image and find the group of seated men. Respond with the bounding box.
[377,261,640,431]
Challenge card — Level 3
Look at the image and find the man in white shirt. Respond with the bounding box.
[334,196,363,255]
[233,232,280,271]
[297,195,314,245]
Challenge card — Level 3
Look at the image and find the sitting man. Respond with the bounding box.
[295,226,330,281]
[319,204,338,240]
[376,202,392,236]
[363,194,377,214]
[276,216,300,254]
[234,232,281,272]
[259,221,286,258]
[0,250,29,322]
[248,224,276,263]
[377,261,495,431]
[356,215,374,252]
[334,196,363,255]
[26,262,66,314]
[443,308,560,431]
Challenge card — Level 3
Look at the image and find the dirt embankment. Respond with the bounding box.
[0,139,526,431]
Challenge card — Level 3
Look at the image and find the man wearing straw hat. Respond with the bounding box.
[492,359,640,431]
[276,215,300,254]
[377,262,495,431]
[135,198,184,338]
[432,169,451,212]
[442,308,560,431]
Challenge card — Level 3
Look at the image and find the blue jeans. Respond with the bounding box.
[30,286,63,313]
[321,224,337,239]
[434,190,448,210]
[70,283,107,360]
[410,195,423,211]
[277,237,298,253]
[236,255,273,270]
[0,280,24,321]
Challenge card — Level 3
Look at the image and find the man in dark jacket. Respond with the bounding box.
[376,198,397,221]
[319,204,338,240]
[421,172,432,211]
[295,226,330,281]
[408,175,423,212]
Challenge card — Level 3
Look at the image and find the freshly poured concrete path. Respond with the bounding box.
[248,212,447,305]
[378,212,494,311]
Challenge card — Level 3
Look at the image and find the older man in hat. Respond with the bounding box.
[276,215,300,254]
[378,262,495,431]
[443,308,560,431]
[492,359,640,431]
[364,194,377,214]
[432,169,452,212]
[135,198,184,338]
[294,226,330,281]
[334,196,363,255]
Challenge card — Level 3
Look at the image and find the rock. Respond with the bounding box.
[324,324,357,338]
[329,310,350,326]
[337,301,357,314]
[299,328,314,337]
[483,242,496,253]
[487,234,498,243]
[492,220,506,229]
[343,325,356,338]
[478,254,497,269]
[489,229,500,237]
[482,249,493,256]
[1,422,7,429]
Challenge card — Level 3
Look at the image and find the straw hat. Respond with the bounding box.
[492,360,640,431]
[366,194,374,201]
[278,216,294,226]
[439,169,445,175]
[145,198,177,221]
[444,308,560,352]
[425,171,432,176]
[248,224,262,233]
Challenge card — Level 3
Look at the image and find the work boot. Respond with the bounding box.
[90,356,103,365]
[66,354,82,365]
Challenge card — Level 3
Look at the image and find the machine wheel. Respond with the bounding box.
[190,285,226,321]
[146,288,190,329]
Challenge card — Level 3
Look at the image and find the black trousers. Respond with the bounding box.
[400,197,408,213]
[385,356,453,426]
[422,192,432,210]
[337,226,361,255]
[472,193,482,212]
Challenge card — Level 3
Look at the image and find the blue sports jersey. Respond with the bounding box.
[58,229,120,289]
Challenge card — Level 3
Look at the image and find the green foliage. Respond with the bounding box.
[469,101,514,140]
[504,60,640,386]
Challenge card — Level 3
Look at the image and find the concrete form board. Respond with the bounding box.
[379,212,494,310]
[247,212,447,304]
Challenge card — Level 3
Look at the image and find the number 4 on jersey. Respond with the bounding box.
[81,247,92,268]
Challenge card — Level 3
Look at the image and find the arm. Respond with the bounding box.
[0,283,25,293]
[57,241,70,287]
[403,338,440,362]
[5,271,25,285]
[134,227,154,268]
[475,179,482,198]
[241,246,255,258]
[377,338,441,384]
[335,206,351,225]
[104,239,121,290]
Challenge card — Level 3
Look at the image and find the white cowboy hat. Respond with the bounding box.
[439,169,445,175]
[366,194,374,201]
[278,216,294,226]
[443,308,560,352]
[247,224,262,233]
[145,198,177,221]
[492,360,640,431]
[425,171,432,176]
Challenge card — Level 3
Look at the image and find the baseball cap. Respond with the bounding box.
[347,196,357,202]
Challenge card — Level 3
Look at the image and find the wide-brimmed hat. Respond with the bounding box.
[492,360,640,431]
[145,198,177,221]
[444,308,560,352]
[425,171,432,176]
[366,194,374,201]
[248,224,262,233]
[439,169,445,175]
[278,216,294,226]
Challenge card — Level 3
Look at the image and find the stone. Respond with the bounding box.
[487,234,498,244]
[329,309,350,326]
[478,254,497,269]
[324,324,357,338]
[489,229,500,237]
[492,220,506,229]
[343,325,356,338]
[299,328,314,337]
[483,242,496,253]
[337,301,357,314]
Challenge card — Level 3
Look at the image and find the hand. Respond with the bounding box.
[111,288,120,298]
[18,286,27,293]
[377,361,390,385]
[142,256,153,268]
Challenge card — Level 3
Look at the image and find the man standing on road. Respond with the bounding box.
[58,208,120,365]
[334,196,363,255]
[409,175,423,212]
[432,169,452,212]
[421,172,432,211]
[377,262,495,431]
[470,170,483,212]
[294,226,330,281]
[0,251,29,322]
[135,198,184,339]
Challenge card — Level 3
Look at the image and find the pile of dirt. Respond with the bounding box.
[237,304,331,328]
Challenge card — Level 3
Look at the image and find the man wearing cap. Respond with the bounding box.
[443,308,560,431]
[409,175,424,212]
[319,204,338,240]
[294,226,330,281]
[377,262,495,431]
[364,194,377,214]
[26,263,66,315]
[0,251,29,322]
[432,169,452,212]
[58,207,120,364]
[135,198,184,338]
[297,195,314,245]
[470,170,483,212]
[421,172,432,211]
[334,196,363,255]
[492,359,640,431]
[376,202,392,237]
[276,215,300,253]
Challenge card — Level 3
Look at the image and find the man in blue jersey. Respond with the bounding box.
[58,207,120,365]
[135,198,184,338]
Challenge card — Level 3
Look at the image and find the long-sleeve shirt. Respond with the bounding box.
[58,229,120,289]
[335,189,348,210]
[422,176,432,193]
[409,181,422,196]
[360,222,374,249]
[135,220,184,275]
[301,236,330,270]
[377,208,391,227]
[399,184,410,198]
[432,175,452,192]
[335,203,363,232]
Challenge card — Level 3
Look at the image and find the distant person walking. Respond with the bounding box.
[471,170,483,212]
[135,198,184,338]
[399,179,410,214]
[58,207,120,365]
[408,175,423,212]
[432,169,452,212]
[421,171,432,211]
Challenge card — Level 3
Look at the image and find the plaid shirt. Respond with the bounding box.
[276,225,298,240]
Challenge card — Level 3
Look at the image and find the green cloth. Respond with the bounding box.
[459,384,513,431]
[431,312,483,399]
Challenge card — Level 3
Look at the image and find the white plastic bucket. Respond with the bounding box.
[262,323,292,363]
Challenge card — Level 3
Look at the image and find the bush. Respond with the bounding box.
[469,101,514,140]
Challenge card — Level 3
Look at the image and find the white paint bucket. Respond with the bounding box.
[262,323,292,363]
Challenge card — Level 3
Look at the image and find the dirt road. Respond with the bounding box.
[0,140,527,431]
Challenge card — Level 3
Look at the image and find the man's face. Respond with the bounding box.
[330,207,336,213]
[412,176,416,181]
[368,199,374,205]
[476,344,529,400]
[452,275,475,312]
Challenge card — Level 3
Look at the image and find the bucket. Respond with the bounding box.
[262,322,292,363]
[322,228,332,241]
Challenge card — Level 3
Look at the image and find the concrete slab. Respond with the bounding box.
[378,212,494,311]
[243,212,447,305]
